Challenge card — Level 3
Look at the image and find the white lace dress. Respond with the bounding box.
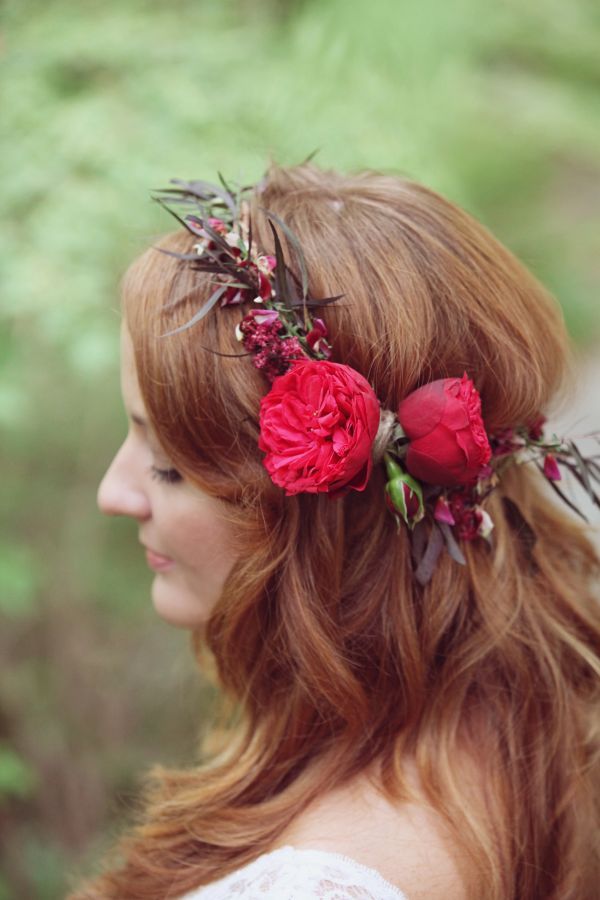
[180,845,408,899]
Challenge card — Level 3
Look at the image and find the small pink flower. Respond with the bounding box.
[258,271,273,301]
[250,308,280,326]
[207,217,227,233]
[434,495,456,526]
[222,286,245,305]
[491,428,520,458]
[256,255,276,274]
[543,453,561,481]
[306,317,328,351]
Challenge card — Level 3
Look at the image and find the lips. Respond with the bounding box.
[143,546,175,572]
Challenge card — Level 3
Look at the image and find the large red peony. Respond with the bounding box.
[258,359,381,496]
[397,374,491,486]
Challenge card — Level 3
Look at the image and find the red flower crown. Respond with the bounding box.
[154,176,600,585]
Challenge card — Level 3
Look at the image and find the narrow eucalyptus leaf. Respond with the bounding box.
[541,464,589,522]
[171,179,237,215]
[569,441,595,498]
[155,249,201,262]
[152,197,199,236]
[196,344,251,358]
[161,285,227,336]
[410,520,428,565]
[439,522,467,565]
[268,221,292,309]
[415,524,445,586]
[264,208,309,301]
[563,462,600,507]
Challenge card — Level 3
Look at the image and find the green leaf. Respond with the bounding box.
[0,746,36,798]
[0,545,37,619]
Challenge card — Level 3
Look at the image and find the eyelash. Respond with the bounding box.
[150,465,183,484]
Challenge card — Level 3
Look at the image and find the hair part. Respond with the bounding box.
[71,163,600,900]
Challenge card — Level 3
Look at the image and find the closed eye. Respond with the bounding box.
[150,465,183,484]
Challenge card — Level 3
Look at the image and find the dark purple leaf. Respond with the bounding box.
[267,220,293,310]
[161,284,227,336]
[155,248,202,262]
[539,462,589,522]
[438,522,467,565]
[263,208,309,302]
[152,197,200,237]
[415,523,445,586]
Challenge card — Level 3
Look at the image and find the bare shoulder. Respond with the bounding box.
[272,763,470,900]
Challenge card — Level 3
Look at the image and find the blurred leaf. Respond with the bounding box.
[0,745,37,798]
[0,543,38,619]
[0,873,13,900]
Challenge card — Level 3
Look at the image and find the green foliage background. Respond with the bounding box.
[1,0,599,896]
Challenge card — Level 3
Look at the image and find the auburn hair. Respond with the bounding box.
[71,164,600,899]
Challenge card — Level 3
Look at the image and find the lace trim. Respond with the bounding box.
[179,844,408,899]
[284,846,407,897]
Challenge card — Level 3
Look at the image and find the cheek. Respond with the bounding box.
[164,499,238,577]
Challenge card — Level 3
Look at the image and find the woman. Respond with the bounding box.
[73,163,599,899]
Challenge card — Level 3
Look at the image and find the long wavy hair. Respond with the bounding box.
[71,164,600,899]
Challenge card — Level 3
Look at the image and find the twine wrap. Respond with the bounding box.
[372,408,398,465]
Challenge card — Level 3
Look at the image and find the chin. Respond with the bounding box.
[151,575,210,629]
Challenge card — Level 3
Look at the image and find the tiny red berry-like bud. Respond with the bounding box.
[258,271,273,300]
[306,318,329,351]
[543,453,561,482]
[528,415,546,441]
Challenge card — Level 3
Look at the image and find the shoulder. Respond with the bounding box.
[180,845,406,899]
[270,764,470,900]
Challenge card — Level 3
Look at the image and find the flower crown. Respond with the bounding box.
[154,176,600,585]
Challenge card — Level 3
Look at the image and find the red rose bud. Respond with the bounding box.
[528,415,546,442]
[543,453,561,481]
[306,317,328,351]
[258,360,381,496]
[384,456,424,529]
[434,495,455,526]
[397,374,491,487]
[258,271,273,301]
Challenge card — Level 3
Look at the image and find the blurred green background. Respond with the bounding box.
[1,0,599,896]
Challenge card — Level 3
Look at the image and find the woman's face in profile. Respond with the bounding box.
[97,326,239,628]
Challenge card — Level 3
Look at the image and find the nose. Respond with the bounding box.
[97,438,151,520]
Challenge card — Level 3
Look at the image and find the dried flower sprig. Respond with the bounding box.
[152,177,342,379]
